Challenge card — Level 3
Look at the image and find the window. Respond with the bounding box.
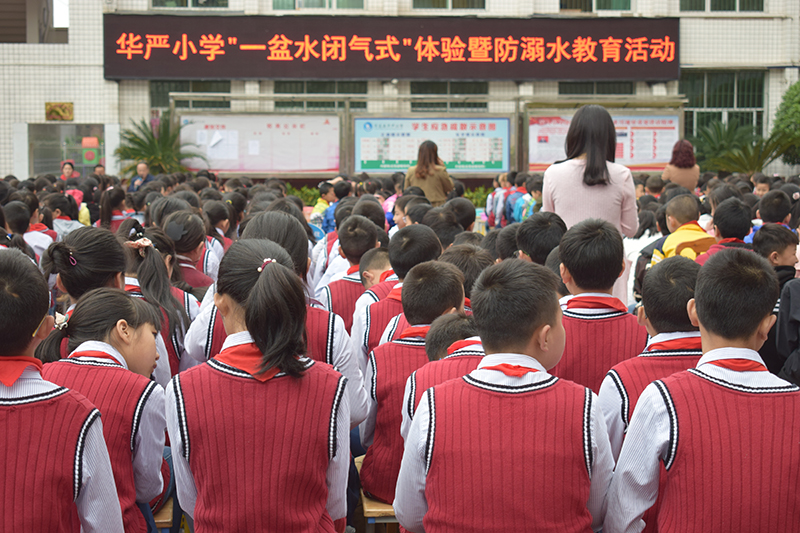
[273,0,363,9]
[410,81,488,112]
[153,0,228,7]
[558,81,635,95]
[413,0,484,9]
[680,70,765,137]
[560,0,630,11]
[150,80,231,109]
[273,81,367,110]
[680,0,762,11]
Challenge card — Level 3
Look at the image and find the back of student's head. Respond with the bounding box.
[438,244,494,299]
[712,197,751,240]
[265,197,316,244]
[163,210,206,255]
[334,180,352,200]
[406,203,432,224]
[545,246,570,297]
[641,256,700,334]
[559,219,623,291]
[753,172,771,187]
[359,247,390,283]
[452,231,483,247]
[472,260,559,352]
[666,194,700,225]
[645,175,664,194]
[758,190,792,223]
[396,194,429,214]
[695,249,778,341]
[43,226,126,299]
[99,187,127,228]
[421,207,464,248]
[3,201,31,234]
[240,211,308,278]
[338,215,378,265]
[333,197,357,230]
[36,288,162,363]
[402,261,464,325]
[709,183,744,213]
[517,212,568,265]
[444,197,476,230]
[424,314,478,362]
[389,225,442,279]
[150,196,192,227]
[753,223,799,260]
[0,250,50,356]
[496,223,521,261]
[480,229,501,261]
[352,197,387,230]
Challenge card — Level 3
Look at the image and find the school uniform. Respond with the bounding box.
[315,253,350,300]
[52,216,85,241]
[319,265,365,333]
[351,270,399,322]
[360,326,430,505]
[552,294,648,393]
[43,341,166,533]
[29,222,58,242]
[178,255,214,290]
[400,336,485,440]
[195,237,223,282]
[94,210,129,234]
[381,300,473,346]
[165,331,350,531]
[215,227,233,252]
[605,348,800,533]
[23,229,54,260]
[0,357,124,532]
[351,283,404,373]
[308,231,341,292]
[394,353,614,533]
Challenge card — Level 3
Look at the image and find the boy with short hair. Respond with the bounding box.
[695,197,752,265]
[745,189,794,243]
[605,249,800,533]
[651,194,715,264]
[310,181,335,227]
[424,313,479,363]
[0,250,123,531]
[556,219,648,392]
[496,222,521,261]
[359,261,465,504]
[395,260,614,532]
[359,247,392,290]
[752,172,771,197]
[645,175,664,197]
[517,211,568,265]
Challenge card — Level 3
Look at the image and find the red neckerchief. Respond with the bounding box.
[447,339,482,355]
[718,238,745,245]
[399,326,430,339]
[463,297,471,308]
[214,342,282,382]
[483,364,539,377]
[68,350,122,365]
[124,284,142,294]
[379,269,395,283]
[111,211,127,221]
[646,336,702,352]
[566,295,628,313]
[0,357,43,387]
[386,284,403,302]
[706,358,767,372]
[346,265,359,275]
[56,216,71,221]
[29,223,49,232]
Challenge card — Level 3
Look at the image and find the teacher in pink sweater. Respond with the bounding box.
[542,105,638,302]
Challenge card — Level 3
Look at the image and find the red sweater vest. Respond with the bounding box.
[0,387,99,532]
[324,277,365,333]
[656,370,800,532]
[409,354,483,422]
[43,358,157,533]
[306,306,336,365]
[386,314,409,343]
[207,307,228,361]
[360,338,428,504]
[365,279,398,303]
[423,376,594,533]
[126,285,186,376]
[174,358,347,532]
[365,298,403,356]
[179,262,213,290]
[553,312,647,393]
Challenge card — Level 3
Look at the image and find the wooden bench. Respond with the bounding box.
[354,455,400,533]
[153,497,173,532]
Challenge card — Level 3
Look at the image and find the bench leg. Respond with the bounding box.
[365,518,375,533]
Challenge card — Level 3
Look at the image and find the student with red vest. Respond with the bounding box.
[319,215,379,333]
[96,186,129,234]
[394,260,614,532]
[164,210,214,297]
[352,225,442,372]
[40,288,167,533]
[605,249,800,533]
[360,261,465,505]
[0,250,124,532]
[400,313,484,440]
[166,240,350,532]
[553,219,648,393]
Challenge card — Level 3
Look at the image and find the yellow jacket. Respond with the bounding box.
[651,221,716,265]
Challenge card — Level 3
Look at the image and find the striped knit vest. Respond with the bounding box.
[423,376,594,533]
[126,284,182,376]
[173,359,347,532]
[553,312,647,393]
[323,277,365,333]
[179,262,213,290]
[306,306,337,365]
[365,298,404,356]
[408,354,484,422]
[0,387,100,533]
[385,314,409,343]
[43,358,157,533]
[364,279,398,304]
[656,370,800,533]
[360,338,428,504]
[207,307,228,361]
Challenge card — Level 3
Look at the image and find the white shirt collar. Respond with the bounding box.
[221,330,254,351]
[124,276,140,287]
[697,347,765,368]
[70,340,128,369]
[645,331,701,348]
[477,353,548,374]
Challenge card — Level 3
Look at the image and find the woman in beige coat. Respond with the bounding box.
[662,139,700,191]
[405,141,453,207]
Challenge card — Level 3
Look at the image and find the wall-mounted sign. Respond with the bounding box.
[46,102,74,121]
[104,14,678,81]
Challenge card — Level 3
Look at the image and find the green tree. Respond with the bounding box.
[773,80,800,166]
[115,110,205,177]
[690,120,755,172]
[705,130,793,175]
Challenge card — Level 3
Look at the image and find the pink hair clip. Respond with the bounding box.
[68,252,77,266]
[257,258,276,273]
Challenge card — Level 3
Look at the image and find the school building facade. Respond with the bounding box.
[1,0,799,179]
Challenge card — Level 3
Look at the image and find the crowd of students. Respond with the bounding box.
[1,138,800,533]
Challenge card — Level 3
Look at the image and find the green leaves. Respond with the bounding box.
[773,81,800,166]
[691,119,792,174]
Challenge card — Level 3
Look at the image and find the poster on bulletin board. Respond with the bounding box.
[528,113,681,172]
[353,117,511,174]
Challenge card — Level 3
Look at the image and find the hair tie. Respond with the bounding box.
[165,221,187,242]
[68,251,77,266]
[55,318,69,331]
[125,237,153,258]
[257,258,276,273]
[793,192,799,201]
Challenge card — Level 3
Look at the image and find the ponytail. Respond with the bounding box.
[99,187,127,228]
[202,200,231,245]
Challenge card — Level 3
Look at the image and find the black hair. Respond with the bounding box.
[516,212,567,265]
[240,211,308,278]
[42,193,78,220]
[3,201,31,234]
[222,191,247,222]
[660,185,694,206]
[388,225,442,279]
[709,183,744,213]
[203,200,233,245]
[42,226,126,299]
[472,260,560,352]
[265,198,317,245]
[333,180,353,200]
[150,197,192,227]
[359,247,391,284]
[319,182,334,196]
[144,226,192,295]
[645,176,664,194]
[753,223,799,259]
[544,246,570,297]
[753,173,771,186]
[713,198,752,240]
[333,197,357,230]
[666,194,700,225]
[633,210,659,239]
[496,223,521,261]
[695,249,779,340]
[559,219,624,291]
[163,211,205,255]
[425,314,478,362]
[338,215,378,265]
[403,186,426,198]
[438,244,494,299]
[446,179,466,201]
[565,105,616,187]
[444,198,476,232]
[0,250,50,356]
[36,288,162,364]
[758,190,792,223]
[286,195,305,213]
[421,207,464,248]
[452,231,484,247]
[352,197,387,230]
[406,203,433,224]
[217,240,307,377]
[99,187,127,229]
[173,190,201,209]
[480,229,501,261]
[395,194,430,213]
[641,256,700,333]
[402,261,464,326]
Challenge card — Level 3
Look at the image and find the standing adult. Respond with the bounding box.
[60,160,75,181]
[542,105,638,303]
[661,139,701,191]
[405,141,453,207]
[128,162,155,192]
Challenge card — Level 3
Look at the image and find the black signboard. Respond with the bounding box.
[104,14,679,81]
